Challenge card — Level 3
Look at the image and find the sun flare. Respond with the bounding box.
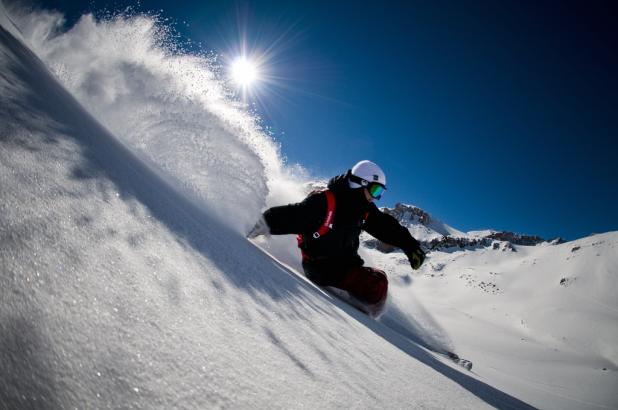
[231,57,258,87]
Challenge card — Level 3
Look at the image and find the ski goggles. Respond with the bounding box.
[350,174,386,199]
[367,182,386,199]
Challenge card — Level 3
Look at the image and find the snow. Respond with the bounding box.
[366,234,618,410]
[1,3,617,409]
[5,3,309,235]
[466,229,497,239]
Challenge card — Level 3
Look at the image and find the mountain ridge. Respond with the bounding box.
[369,202,564,253]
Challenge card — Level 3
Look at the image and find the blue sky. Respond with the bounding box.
[33,0,618,240]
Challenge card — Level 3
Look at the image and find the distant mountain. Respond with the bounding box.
[364,203,562,253]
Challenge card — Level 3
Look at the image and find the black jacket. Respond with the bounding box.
[263,173,422,282]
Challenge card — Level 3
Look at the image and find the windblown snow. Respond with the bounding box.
[1,3,617,409]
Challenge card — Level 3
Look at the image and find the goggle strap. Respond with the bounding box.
[349,173,369,187]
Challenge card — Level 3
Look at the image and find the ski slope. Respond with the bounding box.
[0,4,530,409]
[1,3,616,409]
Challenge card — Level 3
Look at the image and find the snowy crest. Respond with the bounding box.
[7,5,307,233]
[380,203,466,242]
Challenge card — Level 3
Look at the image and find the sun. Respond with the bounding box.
[230,56,258,87]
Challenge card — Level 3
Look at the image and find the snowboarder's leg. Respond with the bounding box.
[339,266,388,307]
[302,261,388,316]
[302,261,344,286]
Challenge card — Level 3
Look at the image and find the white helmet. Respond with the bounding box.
[349,160,386,189]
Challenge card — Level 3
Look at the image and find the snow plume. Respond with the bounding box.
[7,4,308,233]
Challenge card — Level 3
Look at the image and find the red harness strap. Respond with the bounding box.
[297,191,370,262]
[313,190,336,238]
[297,190,336,260]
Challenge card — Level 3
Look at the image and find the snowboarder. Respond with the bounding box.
[249,160,426,313]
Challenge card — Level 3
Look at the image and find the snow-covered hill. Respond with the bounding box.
[358,198,617,410]
[367,232,618,409]
[358,199,617,410]
[1,3,616,410]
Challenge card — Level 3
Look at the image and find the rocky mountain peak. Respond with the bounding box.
[381,203,432,227]
[368,203,560,253]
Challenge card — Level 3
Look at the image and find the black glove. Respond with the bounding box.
[406,246,426,270]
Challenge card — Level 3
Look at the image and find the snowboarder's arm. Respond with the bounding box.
[363,205,426,269]
[363,205,418,250]
[262,193,326,235]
